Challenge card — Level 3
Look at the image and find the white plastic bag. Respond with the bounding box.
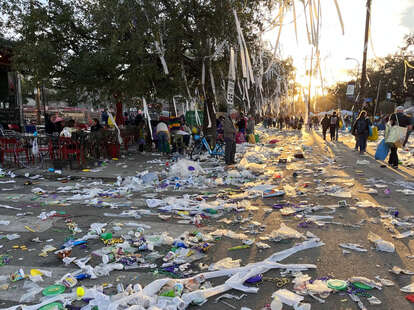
[32,137,39,156]
[368,232,395,253]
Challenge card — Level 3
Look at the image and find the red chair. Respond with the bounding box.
[58,137,82,163]
[0,137,30,166]
[35,138,55,162]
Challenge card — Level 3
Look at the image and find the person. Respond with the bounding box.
[60,119,76,137]
[403,112,414,147]
[298,116,304,130]
[237,113,246,135]
[101,109,109,126]
[388,106,412,168]
[156,120,170,155]
[336,114,343,140]
[246,116,255,136]
[90,118,102,132]
[278,114,284,130]
[137,120,146,152]
[223,114,236,165]
[329,112,339,141]
[45,114,55,135]
[352,111,371,155]
[320,115,330,140]
[52,116,65,134]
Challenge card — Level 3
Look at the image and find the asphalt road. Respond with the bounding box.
[0,128,413,310]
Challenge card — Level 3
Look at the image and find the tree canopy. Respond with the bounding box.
[1,0,294,113]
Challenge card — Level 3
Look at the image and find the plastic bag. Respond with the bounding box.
[385,118,407,148]
[208,257,241,271]
[368,126,378,141]
[32,137,39,156]
[20,281,43,303]
[375,139,389,160]
[267,223,304,241]
[368,232,395,252]
[169,159,205,177]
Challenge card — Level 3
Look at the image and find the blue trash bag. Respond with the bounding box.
[375,139,389,160]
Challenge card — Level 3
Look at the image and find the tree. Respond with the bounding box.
[1,0,294,126]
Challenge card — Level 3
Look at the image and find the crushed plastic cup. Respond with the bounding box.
[272,289,304,306]
[76,286,85,298]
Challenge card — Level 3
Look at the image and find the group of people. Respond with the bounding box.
[324,107,412,169]
[263,115,306,130]
[320,111,341,141]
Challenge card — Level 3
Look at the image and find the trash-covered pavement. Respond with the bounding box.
[1,127,414,310]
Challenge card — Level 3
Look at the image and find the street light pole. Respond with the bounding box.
[345,57,360,99]
[358,0,372,111]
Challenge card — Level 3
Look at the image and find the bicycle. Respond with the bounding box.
[190,134,224,159]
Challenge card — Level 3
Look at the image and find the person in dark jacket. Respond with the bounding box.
[320,115,330,140]
[90,118,102,132]
[329,112,339,141]
[352,110,371,155]
[388,106,412,168]
[223,115,236,165]
[45,114,55,135]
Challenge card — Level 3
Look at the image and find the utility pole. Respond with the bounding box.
[307,47,314,122]
[373,80,381,117]
[17,73,24,131]
[358,0,372,111]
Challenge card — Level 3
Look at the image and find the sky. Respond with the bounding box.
[263,0,414,89]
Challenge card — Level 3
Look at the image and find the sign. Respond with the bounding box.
[346,83,355,96]
[226,80,235,107]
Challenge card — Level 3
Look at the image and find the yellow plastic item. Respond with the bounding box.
[339,120,343,128]
[192,127,198,134]
[82,169,91,172]
[368,126,378,141]
[248,134,255,144]
[76,287,85,298]
[30,269,43,277]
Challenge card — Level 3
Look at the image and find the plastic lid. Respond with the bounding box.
[39,302,64,310]
[42,284,66,296]
[352,281,373,290]
[327,279,348,290]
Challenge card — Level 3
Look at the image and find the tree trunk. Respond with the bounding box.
[36,86,41,125]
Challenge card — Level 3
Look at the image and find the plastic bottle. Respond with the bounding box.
[100,233,113,240]
[102,253,115,264]
[270,296,283,310]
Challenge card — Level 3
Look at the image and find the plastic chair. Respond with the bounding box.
[0,137,30,166]
[58,137,81,163]
[35,138,55,162]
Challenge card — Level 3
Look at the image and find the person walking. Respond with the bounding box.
[156,120,170,155]
[352,110,371,155]
[321,115,330,140]
[223,114,236,165]
[329,112,339,141]
[387,106,412,168]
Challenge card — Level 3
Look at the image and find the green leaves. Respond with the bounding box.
[2,0,289,108]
